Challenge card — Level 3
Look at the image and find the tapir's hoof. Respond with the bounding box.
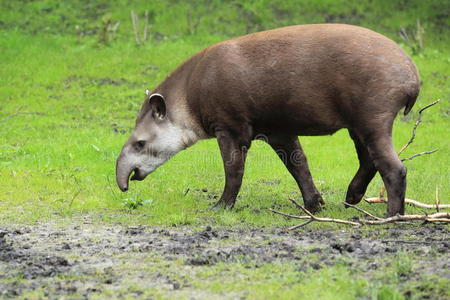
[304,194,325,213]
[305,201,323,214]
[345,192,364,206]
[211,200,234,211]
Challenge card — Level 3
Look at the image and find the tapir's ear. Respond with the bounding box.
[148,93,166,120]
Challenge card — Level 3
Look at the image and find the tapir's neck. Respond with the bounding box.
[155,50,210,148]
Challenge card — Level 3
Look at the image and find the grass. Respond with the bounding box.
[0,0,449,298]
[0,29,448,226]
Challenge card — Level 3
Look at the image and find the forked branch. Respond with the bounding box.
[270,198,450,230]
[397,99,440,156]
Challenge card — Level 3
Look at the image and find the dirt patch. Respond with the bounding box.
[0,222,448,298]
[0,229,70,280]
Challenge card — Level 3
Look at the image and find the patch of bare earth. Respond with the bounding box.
[0,219,449,298]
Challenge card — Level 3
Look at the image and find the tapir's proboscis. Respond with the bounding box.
[116,24,420,216]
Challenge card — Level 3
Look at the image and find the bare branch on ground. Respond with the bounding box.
[364,197,450,210]
[270,198,450,230]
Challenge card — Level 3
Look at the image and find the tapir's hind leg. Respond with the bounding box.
[345,130,377,205]
[267,135,324,213]
[353,120,406,216]
[365,134,406,216]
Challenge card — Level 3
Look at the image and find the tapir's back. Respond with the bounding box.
[186,24,419,135]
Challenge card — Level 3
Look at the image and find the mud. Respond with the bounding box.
[0,221,449,298]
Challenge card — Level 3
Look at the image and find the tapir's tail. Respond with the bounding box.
[404,90,418,115]
[404,64,420,115]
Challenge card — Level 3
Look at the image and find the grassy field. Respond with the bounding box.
[0,0,449,299]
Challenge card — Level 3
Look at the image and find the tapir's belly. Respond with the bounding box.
[250,101,347,136]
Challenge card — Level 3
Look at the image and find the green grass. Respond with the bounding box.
[0,1,449,298]
[0,28,448,226]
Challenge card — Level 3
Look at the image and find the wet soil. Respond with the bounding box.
[0,221,449,298]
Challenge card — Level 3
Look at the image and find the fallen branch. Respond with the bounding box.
[270,199,360,229]
[269,208,310,220]
[270,198,450,230]
[342,202,384,220]
[364,196,450,210]
[359,212,450,225]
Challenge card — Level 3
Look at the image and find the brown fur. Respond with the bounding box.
[118,24,420,216]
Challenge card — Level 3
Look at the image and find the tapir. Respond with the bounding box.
[116,24,420,216]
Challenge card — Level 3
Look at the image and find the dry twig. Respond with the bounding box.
[364,197,450,209]
[131,10,150,45]
[359,212,450,225]
[401,149,438,161]
[342,202,384,220]
[397,99,440,156]
[270,198,450,230]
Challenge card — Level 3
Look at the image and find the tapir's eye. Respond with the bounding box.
[135,140,146,151]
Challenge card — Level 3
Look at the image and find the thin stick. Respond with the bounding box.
[131,11,140,45]
[427,218,450,222]
[397,99,440,156]
[288,198,360,226]
[0,107,46,122]
[143,10,149,42]
[342,202,384,220]
[270,198,450,229]
[365,197,450,209]
[0,106,24,121]
[360,212,450,225]
[269,208,311,220]
[287,219,313,231]
[401,149,438,161]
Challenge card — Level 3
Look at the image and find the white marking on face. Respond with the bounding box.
[130,121,202,177]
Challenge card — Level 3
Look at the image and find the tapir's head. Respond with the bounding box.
[115,90,188,192]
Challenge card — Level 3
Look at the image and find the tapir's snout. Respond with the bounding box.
[116,145,155,192]
[116,149,134,192]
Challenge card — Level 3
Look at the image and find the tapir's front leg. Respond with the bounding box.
[213,130,250,210]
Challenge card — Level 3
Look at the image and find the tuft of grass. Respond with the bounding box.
[121,197,153,210]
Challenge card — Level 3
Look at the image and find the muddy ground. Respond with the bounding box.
[0,219,449,299]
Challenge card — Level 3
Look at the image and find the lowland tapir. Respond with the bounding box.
[116,24,420,216]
